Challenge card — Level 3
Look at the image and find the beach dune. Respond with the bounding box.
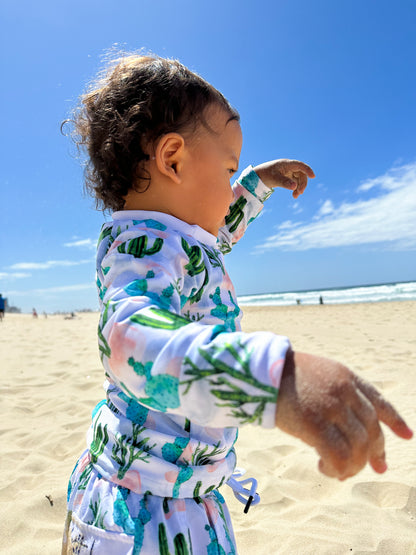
[0,302,415,554]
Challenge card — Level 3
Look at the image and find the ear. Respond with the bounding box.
[154,133,185,184]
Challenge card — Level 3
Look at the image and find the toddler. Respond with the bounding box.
[62,54,412,554]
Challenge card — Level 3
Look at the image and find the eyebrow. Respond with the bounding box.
[226,114,240,125]
[229,154,239,167]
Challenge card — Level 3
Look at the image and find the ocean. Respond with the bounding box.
[237,280,416,307]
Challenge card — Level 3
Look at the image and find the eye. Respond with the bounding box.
[228,168,237,176]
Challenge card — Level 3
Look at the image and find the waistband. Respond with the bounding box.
[87,403,237,499]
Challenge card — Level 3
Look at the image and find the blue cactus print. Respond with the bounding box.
[172,466,194,498]
[64,167,285,554]
[128,357,180,412]
[132,219,167,231]
[209,287,240,331]
[162,437,190,464]
[118,392,150,425]
[125,270,175,310]
[114,489,152,554]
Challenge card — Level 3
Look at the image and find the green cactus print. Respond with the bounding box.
[97,224,115,260]
[182,309,204,322]
[77,462,94,492]
[225,196,248,233]
[209,287,240,332]
[182,341,278,425]
[112,424,157,480]
[90,420,109,464]
[202,245,225,274]
[172,533,190,555]
[87,497,107,529]
[193,474,226,498]
[217,240,232,255]
[127,357,180,412]
[97,299,119,360]
[191,440,226,466]
[158,522,191,555]
[74,169,279,552]
[130,307,190,330]
[181,238,209,304]
[117,235,164,258]
[97,225,113,246]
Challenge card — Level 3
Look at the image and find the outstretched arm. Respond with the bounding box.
[275,350,413,480]
[218,159,314,253]
[254,159,315,198]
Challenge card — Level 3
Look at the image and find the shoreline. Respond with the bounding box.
[4,297,416,316]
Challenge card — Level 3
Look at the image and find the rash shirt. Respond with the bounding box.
[87,166,290,500]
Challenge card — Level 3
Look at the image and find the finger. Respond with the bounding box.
[315,423,359,480]
[349,388,387,473]
[284,160,315,178]
[278,174,299,191]
[292,172,308,198]
[355,376,413,439]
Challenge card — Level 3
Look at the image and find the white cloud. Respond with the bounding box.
[316,199,334,217]
[257,162,416,252]
[357,163,415,192]
[3,283,94,297]
[0,271,31,280]
[64,238,96,249]
[9,259,92,271]
[292,202,303,215]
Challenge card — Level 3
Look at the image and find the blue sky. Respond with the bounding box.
[1,0,415,313]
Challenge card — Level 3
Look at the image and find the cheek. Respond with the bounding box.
[222,184,234,212]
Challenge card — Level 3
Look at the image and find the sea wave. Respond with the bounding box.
[237,281,416,306]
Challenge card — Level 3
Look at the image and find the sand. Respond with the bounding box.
[0,302,415,554]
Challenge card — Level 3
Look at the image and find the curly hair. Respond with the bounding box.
[69,53,239,212]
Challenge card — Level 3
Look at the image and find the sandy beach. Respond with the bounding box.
[1,302,415,554]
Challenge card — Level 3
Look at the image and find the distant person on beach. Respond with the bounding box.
[32,308,38,318]
[64,312,76,320]
[0,294,5,321]
[319,295,324,305]
[62,53,412,554]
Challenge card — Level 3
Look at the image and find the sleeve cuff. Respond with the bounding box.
[238,165,274,203]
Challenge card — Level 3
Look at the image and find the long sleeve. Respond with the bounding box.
[96,215,289,430]
[217,165,273,254]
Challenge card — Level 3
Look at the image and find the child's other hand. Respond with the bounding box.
[254,159,315,198]
[275,350,413,480]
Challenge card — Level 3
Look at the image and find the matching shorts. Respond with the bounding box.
[62,452,237,555]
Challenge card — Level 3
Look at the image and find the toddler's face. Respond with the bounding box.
[181,106,243,236]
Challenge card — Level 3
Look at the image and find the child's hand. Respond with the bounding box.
[254,159,315,198]
[275,350,413,480]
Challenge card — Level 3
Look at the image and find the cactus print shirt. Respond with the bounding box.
[64,167,291,554]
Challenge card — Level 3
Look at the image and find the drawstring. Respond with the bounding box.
[226,468,260,513]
